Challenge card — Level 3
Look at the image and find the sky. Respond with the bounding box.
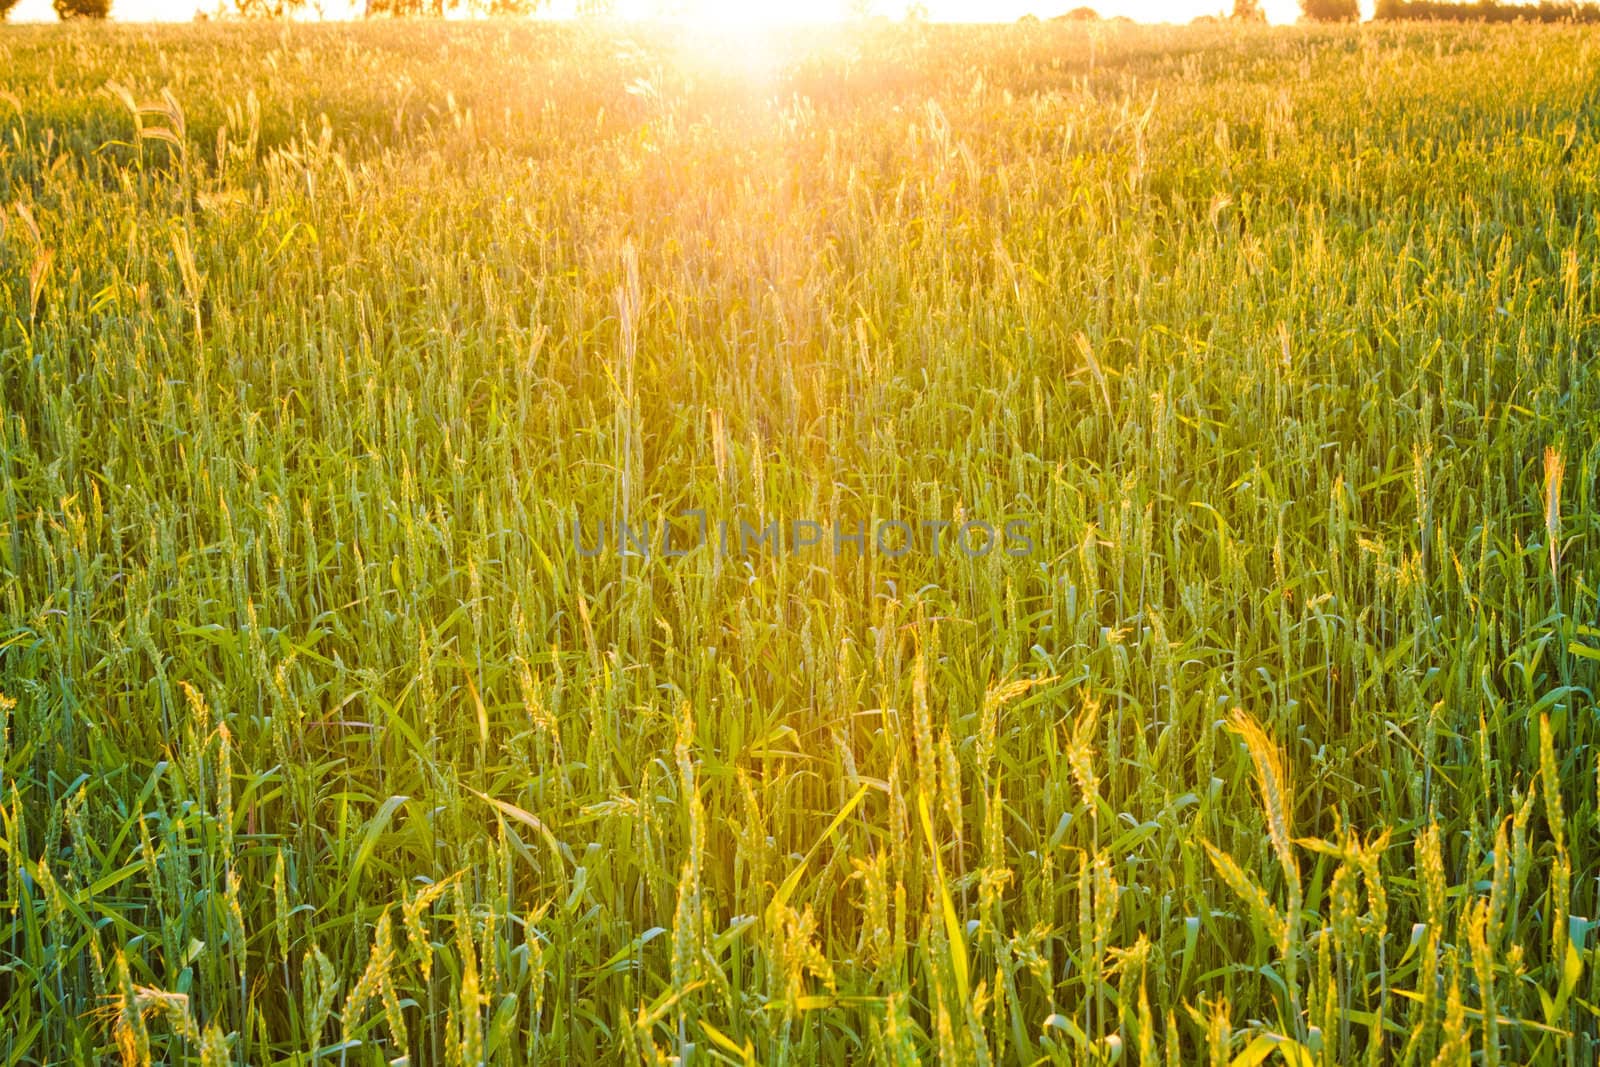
[7,0,1311,25]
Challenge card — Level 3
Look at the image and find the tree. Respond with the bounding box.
[54,0,111,18]
[1232,0,1268,19]
[1301,0,1359,18]
[0,0,22,21]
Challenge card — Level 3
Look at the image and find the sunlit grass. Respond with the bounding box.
[1,16,1598,1065]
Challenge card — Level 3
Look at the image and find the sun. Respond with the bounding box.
[606,0,850,81]
[691,0,849,22]
[612,0,850,23]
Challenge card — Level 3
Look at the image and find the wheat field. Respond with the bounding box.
[1,17,1599,1065]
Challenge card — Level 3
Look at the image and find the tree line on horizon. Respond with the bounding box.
[1213,0,1600,26]
[1369,0,1600,18]
[5,0,1600,54]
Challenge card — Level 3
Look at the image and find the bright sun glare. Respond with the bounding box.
[615,0,849,23]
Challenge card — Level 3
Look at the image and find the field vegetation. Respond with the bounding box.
[2,18,1599,1065]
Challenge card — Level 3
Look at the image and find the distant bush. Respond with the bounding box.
[1232,0,1268,20]
[1374,0,1600,19]
[1301,0,1359,19]
[1056,6,1102,19]
[53,0,110,18]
